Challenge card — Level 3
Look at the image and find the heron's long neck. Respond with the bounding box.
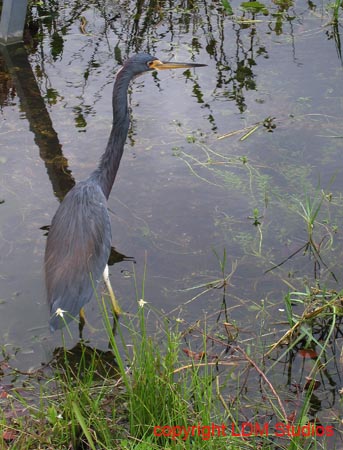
[91,68,132,199]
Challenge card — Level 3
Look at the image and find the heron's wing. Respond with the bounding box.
[45,181,111,331]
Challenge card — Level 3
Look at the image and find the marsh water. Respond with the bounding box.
[1,0,343,440]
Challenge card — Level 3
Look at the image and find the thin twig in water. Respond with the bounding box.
[235,345,288,422]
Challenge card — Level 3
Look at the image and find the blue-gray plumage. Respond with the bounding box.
[45,53,206,332]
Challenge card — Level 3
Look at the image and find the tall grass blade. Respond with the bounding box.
[72,401,97,450]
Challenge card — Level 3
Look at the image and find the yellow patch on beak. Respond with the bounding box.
[149,59,206,70]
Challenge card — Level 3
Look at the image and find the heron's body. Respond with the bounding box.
[45,53,205,332]
[45,181,111,331]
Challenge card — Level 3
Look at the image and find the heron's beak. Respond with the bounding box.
[149,59,207,70]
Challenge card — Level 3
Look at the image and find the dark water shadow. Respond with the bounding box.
[52,340,120,381]
[0,43,75,201]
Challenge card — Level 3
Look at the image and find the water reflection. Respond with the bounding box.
[0,0,343,444]
[23,0,343,125]
[0,43,75,200]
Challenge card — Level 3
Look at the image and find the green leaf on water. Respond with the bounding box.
[241,1,269,13]
[221,0,234,15]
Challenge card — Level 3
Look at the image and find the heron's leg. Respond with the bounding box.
[103,265,121,317]
[78,307,97,338]
[79,307,86,339]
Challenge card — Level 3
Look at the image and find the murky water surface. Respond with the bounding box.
[0,0,343,439]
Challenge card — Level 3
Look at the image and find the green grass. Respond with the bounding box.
[331,0,343,22]
[1,277,342,449]
[2,180,343,448]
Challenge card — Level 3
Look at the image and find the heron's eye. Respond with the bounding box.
[148,60,162,70]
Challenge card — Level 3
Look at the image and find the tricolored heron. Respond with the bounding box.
[45,53,206,333]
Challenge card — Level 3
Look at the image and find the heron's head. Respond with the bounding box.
[123,52,206,76]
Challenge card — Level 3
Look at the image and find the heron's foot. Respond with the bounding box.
[79,309,85,339]
[79,308,97,339]
[111,312,120,337]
